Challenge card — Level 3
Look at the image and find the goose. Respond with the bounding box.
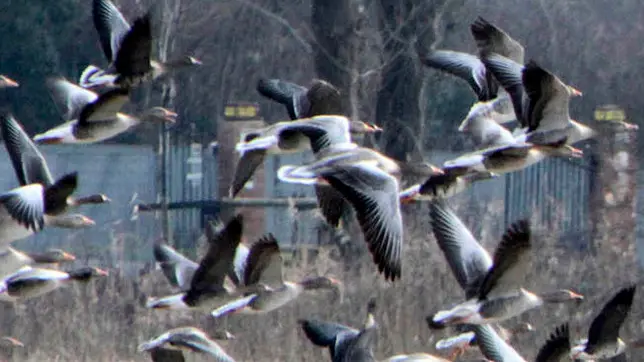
[34,77,176,144]
[399,170,496,203]
[80,0,201,89]
[481,54,592,146]
[153,239,249,291]
[299,299,378,362]
[470,324,526,362]
[419,17,524,124]
[0,172,92,245]
[0,76,18,88]
[0,266,107,300]
[441,141,582,177]
[138,327,235,362]
[210,234,341,318]
[230,115,381,199]
[0,247,75,280]
[253,78,372,228]
[2,114,111,214]
[571,286,638,359]
[147,215,265,311]
[278,145,412,281]
[427,201,582,328]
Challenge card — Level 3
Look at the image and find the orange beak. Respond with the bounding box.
[568,86,583,97]
[0,76,19,88]
[367,123,383,133]
[94,267,109,277]
[163,109,178,123]
[569,291,584,300]
[62,252,76,262]
[431,165,445,175]
[82,216,96,226]
[568,145,583,158]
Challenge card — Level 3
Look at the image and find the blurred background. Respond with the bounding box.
[0,0,641,360]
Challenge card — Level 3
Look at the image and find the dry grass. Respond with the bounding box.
[0,200,641,361]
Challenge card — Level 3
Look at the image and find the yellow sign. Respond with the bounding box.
[224,102,260,121]
[594,105,625,122]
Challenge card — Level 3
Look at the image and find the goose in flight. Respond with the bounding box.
[1,114,110,217]
[80,0,201,89]
[138,327,235,362]
[0,266,107,300]
[34,77,176,144]
[427,201,582,328]
[278,146,410,281]
[211,234,341,318]
[571,286,638,360]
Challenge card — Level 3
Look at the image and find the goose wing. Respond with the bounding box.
[43,173,77,215]
[322,161,403,281]
[46,77,99,120]
[1,114,54,187]
[229,149,266,198]
[472,324,526,362]
[299,319,359,349]
[243,234,283,288]
[149,348,185,362]
[419,50,495,101]
[78,88,130,125]
[183,215,244,305]
[480,53,527,125]
[429,200,492,298]
[470,17,524,63]
[585,286,636,354]
[477,219,531,300]
[276,115,353,153]
[535,324,570,362]
[93,0,132,63]
[315,184,350,228]
[113,13,152,79]
[256,78,308,120]
[0,184,45,234]
[153,243,198,291]
[521,61,572,133]
[173,334,235,362]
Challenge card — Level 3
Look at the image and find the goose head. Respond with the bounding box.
[0,337,23,348]
[536,143,584,158]
[142,107,178,124]
[540,289,584,304]
[47,214,96,228]
[348,121,382,134]
[67,266,108,281]
[71,194,111,206]
[0,76,18,88]
[30,249,76,264]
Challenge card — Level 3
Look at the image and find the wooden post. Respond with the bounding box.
[591,105,638,263]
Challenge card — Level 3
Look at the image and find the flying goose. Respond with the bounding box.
[231,115,381,199]
[2,114,110,214]
[434,322,533,359]
[278,146,411,281]
[138,327,235,362]
[441,141,582,177]
[80,0,201,89]
[0,247,75,280]
[34,77,177,144]
[0,76,18,88]
[481,54,592,146]
[153,239,249,291]
[147,215,265,311]
[571,286,638,360]
[0,266,107,300]
[428,201,582,328]
[300,299,378,362]
[210,234,341,318]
